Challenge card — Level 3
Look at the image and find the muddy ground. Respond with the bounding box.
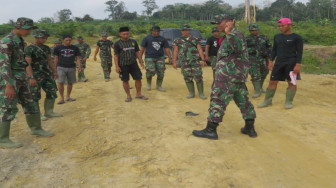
[0,57,335,188]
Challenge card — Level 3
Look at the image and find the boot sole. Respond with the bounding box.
[192,133,218,140]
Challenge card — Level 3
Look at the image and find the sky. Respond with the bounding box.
[0,0,310,24]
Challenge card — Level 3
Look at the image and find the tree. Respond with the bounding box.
[57,9,72,22]
[121,11,138,20]
[82,14,94,22]
[142,0,159,18]
[105,0,119,20]
[245,0,251,24]
[39,17,54,23]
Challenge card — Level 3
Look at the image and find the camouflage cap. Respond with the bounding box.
[15,17,38,30]
[212,27,219,33]
[32,29,49,38]
[54,38,62,44]
[77,36,84,40]
[248,23,260,31]
[180,24,192,31]
[101,32,108,37]
[211,14,234,24]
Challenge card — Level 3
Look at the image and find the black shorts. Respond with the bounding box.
[270,62,301,81]
[119,63,142,82]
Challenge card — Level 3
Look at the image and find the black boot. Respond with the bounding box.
[192,121,218,140]
[241,119,257,138]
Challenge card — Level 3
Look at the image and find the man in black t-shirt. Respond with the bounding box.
[114,27,148,102]
[54,35,81,104]
[205,27,221,86]
[140,26,172,92]
[258,18,303,109]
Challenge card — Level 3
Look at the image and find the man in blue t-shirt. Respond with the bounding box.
[54,35,81,104]
[140,26,172,92]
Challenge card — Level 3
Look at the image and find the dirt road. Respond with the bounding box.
[1,59,335,188]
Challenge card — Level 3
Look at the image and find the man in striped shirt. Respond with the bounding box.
[114,27,148,102]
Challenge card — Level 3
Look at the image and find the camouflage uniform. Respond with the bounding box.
[0,31,38,121]
[208,27,256,123]
[174,36,203,83]
[246,25,272,82]
[25,43,58,102]
[97,35,113,80]
[75,37,91,81]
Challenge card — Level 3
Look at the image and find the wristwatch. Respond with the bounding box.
[29,76,35,79]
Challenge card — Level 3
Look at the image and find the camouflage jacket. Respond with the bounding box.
[0,31,28,85]
[74,42,91,59]
[174,35,201,62]
[25,44,52,77]
[246,34,272,60]
[97,40,113,57]
[216,27,250,83]
[50,46,57,59]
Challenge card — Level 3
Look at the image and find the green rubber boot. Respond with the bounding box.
[252,81,262,98]
[0,121,23,149]
[156,78,166,92]
[25,114,54,137]
[258,88,276,108]
[34,102,48,121]
[196,81,207,99]
[146,77,152,90]
[260,79,266,93]
[285,88,296,109]
[44,98,63,118]
[185,81,195,98]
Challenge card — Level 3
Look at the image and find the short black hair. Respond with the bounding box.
[62,35,72,39]
[119,27,130,32]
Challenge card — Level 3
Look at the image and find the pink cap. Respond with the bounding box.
[277,18,292,25]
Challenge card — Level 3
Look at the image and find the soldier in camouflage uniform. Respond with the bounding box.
[172,24,207,99]
[94,32,114,82]
[192,14,257,140]
[0,18,54,149]
[246,23,272,98]
[75,36,91,82]
[25,29,63,122]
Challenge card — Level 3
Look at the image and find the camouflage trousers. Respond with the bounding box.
[210,56,218,82]
[249,57,269,82]
[181,60,203,83]
[145,57,166,79]
[207,82,256,123]
[0,76,38,122]
[30,75,58,102]
[100,56,112,79]
[76,58,86,69]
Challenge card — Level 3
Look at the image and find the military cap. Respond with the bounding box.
[101,32,108,36]
[248,23,260,31]
[77,36,84,40]
[211,14,234,24]
[15,17,38,30]
[119,27,130,32]
[180,24,192,31]
[54,38,62,44]
[151,25,161,31]
[32,29,50,38]
[212,27,219,33]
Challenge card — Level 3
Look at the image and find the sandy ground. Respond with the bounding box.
[0,57,336,188]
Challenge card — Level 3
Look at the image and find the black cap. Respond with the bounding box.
[119,27,130,32]
[151,26,161,31]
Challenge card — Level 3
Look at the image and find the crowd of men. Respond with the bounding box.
[0,14,303,148]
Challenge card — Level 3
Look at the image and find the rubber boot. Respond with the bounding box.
[156,78,166,92]
[196,81,207,99]
[258,89,276,108]
[252,81,262,98]
[35,102,48,121]
[0,121,23,148]
[44,98,63,118]
[185,81,195,98]
[25,114,54,137]
[146,77,152,90]
[260,79,266,93]
[285,88,296,109]
[241,119,258,138]
[192,121,219,140]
